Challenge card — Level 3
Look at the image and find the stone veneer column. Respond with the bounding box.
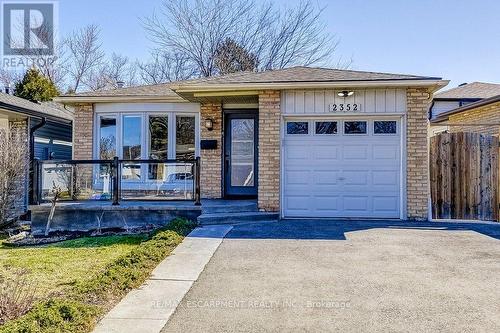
[200,102,223,198]
[406,87,431,220]
[73,103,94,160]
[258,90,281,212]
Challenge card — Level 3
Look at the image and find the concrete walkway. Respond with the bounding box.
[161,220,500,333]
[92,225,232,333]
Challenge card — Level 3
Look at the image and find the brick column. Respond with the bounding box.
[73,103,94,160]
[406,88,431,220]
[258,90,281,212]
[200,103,223,198]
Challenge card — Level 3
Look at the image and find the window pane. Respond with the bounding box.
[316,122,337,135]
[287,122,308,135]
[148,116,168,180]
[344,121,367,134]
[99,117,116,159]
[231,119,254,187]
[176,116,196,160]
[122,116,142,160]
[374,121,397,134]
[122,116,142,181]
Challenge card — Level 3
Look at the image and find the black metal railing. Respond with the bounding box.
[32,157,201,206]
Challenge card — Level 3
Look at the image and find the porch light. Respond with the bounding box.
[205,118,214,131]
[338,90,354,97]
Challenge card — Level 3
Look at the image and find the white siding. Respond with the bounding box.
[282,89,407,115]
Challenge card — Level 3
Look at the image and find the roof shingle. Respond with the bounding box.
[175,66,441,86]
[0,92,72,121]
[434,82,500,99]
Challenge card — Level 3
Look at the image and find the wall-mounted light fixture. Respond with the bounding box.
[337,90,354,97]
[205,118,214,131]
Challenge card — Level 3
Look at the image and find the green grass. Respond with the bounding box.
[0,234,147,299]
[0,218,195,333]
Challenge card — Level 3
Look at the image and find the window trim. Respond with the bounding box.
[343,120,368,135]
[373,120,398,135]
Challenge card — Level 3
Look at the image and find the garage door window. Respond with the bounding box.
[374,121,397,134]
[315,121,337,135]
[287,121,309,135]
[344,121,367,135]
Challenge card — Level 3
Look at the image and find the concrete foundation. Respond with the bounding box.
[30,201,202,236]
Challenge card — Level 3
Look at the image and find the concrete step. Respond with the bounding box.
[201,201,258,214]
[197,211,279,225]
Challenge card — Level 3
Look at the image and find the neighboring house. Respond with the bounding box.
[0,91,73,216]
[429,82,500,136]
[56,66,448,221]
[431,94,500,136]
[430,82,500,119]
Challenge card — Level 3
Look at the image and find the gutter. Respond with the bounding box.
[0,102,72,124]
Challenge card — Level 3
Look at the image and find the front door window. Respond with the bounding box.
[225,113,258,197]
[231,119,255,187]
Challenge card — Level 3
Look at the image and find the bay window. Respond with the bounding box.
[95,111,199,184]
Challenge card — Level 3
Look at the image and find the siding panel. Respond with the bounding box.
[282,89,407,114]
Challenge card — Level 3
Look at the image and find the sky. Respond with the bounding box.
[58,0,500,90]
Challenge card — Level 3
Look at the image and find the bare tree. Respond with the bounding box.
[0,125,28,227]
[64,24,105,92]
[138,51,196,84]
[84,53,139,91]
[0,69,22,91]
[143,0,340,77]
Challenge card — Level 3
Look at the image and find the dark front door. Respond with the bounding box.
[224,112,258,197]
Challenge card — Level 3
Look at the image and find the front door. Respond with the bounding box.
[224,112,258,197]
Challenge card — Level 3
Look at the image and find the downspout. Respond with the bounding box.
[30,117,46,162]
[29,117,46,204]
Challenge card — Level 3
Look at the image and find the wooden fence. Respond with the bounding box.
[430,132,499,221]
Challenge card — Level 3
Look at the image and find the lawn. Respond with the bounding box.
[0,235,147,299]
[0,218,195,332]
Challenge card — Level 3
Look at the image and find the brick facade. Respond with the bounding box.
[448,101,500,136]
[200,103,223,198]
[406,87,432,220]
[73,104,94,160]
[258,90,281,212]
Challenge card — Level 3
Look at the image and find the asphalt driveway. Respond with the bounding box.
[162,220,500,333]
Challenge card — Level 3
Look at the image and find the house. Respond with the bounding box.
[0,91,73,217]
[430,82,500,119]
[429,82,500,137]
[431,94,500,136]
[56,66,448,221]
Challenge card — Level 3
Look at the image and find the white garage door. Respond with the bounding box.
[283,118,402,218]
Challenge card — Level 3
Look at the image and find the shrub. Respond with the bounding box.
[0,299,100,333]
[0,270,36,325]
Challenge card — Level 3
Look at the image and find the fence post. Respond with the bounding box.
[112,157,120,206]
[194,156,201,206]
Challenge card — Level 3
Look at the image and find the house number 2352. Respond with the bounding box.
[328,103,361,112]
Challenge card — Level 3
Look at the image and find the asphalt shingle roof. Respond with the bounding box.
[434,82,500,99]
[0,92,73,121]
[175,66,441,86]
[66,82,179,98]
[61,66,442,99]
